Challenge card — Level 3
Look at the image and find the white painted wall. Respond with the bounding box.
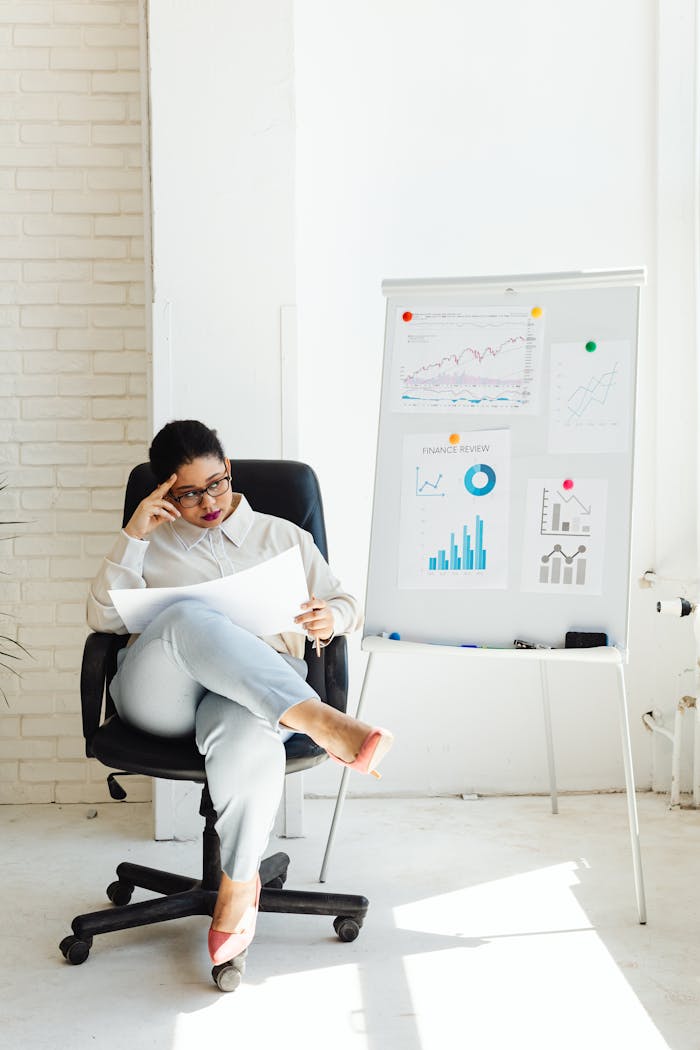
[149,0,699,800]
[293,0,693,797]
[147,0,295,456]
[647,0,699,793]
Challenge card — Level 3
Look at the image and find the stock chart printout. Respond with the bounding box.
[391,306,544,413]
[548,340,632,454]
[398,430,510,590]
[520,478,608,595]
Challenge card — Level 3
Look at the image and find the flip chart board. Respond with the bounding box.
[364,270,644,651]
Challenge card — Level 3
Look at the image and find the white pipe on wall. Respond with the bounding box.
[694,0,700,808]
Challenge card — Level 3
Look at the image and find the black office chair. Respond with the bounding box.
[59,460,368,992]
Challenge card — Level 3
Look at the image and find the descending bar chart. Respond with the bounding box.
[428,516,487,572]
[540,487,591,537]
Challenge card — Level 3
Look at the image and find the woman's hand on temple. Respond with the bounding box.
[295,594,334,642]
[123,474,181,540]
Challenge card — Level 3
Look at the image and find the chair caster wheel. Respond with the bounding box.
[59,935,92,965]
[212,948,247,992]
[106,879,134,906]
[333,916,361,942]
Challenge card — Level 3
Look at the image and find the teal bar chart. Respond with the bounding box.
[428,516,487,572]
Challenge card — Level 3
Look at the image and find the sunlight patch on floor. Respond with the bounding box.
[404,933,670,1050]
[172,963,368,1050]
[395,862,669,1050]
[393,861,590,937]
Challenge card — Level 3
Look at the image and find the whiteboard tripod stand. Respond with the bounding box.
[319,635,647,926]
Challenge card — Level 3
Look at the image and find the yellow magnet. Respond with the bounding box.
[531,306,543,318]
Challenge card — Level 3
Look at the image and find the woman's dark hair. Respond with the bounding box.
[149,420,226,482]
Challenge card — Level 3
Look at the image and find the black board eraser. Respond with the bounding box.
[565,631,608,648]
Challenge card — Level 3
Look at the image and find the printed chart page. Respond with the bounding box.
[391,305,544,413]
[399,429,510,590]
[548,340,632,453]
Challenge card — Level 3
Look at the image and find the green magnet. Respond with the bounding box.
[585,341,597,352]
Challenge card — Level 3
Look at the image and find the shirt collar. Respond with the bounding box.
[169,493,254,551]
[221,494,254,546]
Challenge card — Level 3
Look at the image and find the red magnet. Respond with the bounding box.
[402,311,413,322]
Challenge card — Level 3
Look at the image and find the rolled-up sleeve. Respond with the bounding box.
[86,530,149,633]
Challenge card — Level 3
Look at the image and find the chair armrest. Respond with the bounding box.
[80,632,128,756]
[322,635,348,714]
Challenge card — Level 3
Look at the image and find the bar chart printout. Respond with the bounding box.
[541,487,591,536]
[398,429,510,590]
[539,543,587,585]
[428,517,487,571]
[521,478,608,595]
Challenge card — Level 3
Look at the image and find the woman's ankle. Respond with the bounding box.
[279,696,326,734]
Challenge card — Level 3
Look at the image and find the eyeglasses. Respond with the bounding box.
[168,474,232,508]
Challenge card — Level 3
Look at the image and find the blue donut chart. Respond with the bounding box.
[464,463,496,496]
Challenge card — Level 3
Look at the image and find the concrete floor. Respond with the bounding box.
[2,792,699,1050]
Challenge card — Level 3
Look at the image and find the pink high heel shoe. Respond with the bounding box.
[208,874,262,965]
[327,727,394,780]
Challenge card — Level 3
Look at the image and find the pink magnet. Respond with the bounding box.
[562,479,574,490]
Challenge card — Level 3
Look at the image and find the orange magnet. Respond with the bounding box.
[449,433,460,445]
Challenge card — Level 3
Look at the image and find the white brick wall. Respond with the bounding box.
[1,2,150,804]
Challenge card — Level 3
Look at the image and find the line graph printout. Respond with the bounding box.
[548,340,632,454]
[391,306,544,413]
[521,478,608,595]
[398,429,510,590]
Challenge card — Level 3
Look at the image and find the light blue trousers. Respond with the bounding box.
[109,599,318,880]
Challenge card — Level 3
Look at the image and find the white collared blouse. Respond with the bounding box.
[87,493,362,659]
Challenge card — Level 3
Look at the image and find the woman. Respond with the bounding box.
[87,419,393,965]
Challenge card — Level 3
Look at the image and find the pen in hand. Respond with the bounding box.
[311,592,322,658]
[295,593,329,658]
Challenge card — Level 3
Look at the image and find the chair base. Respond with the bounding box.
[59,786,370,983]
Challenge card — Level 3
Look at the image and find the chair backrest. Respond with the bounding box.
[123,460,329,559]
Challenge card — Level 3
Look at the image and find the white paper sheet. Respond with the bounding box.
[109,545,309,635]
[548,340,632,454]
[520,478,608,595]
[398,429,511,590]
[391,305,544,414]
